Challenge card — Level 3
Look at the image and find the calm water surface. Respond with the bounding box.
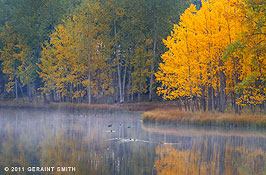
[0,108,265,175]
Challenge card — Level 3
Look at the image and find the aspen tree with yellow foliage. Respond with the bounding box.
[156,0,266,113]
[0,24,30,103]
[234,0,266,112]
[38,2,113,103]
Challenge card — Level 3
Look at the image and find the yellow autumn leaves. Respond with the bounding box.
[0,24,31,93]
[156,0,266,111]
[38,2,113,103]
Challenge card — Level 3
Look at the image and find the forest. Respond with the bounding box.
[0,0,265,113]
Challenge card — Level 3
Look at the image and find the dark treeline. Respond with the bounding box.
[0,0,83,102]
[0,0,196,104]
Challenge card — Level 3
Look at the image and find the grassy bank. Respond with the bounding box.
[0,101,178,112]
[142,109,266,128]
[3,100,265,128]
[0,101,122,112]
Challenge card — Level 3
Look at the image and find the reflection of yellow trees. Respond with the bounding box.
[155,146,187,175]
[0,120,157,175]
[154,138,266,175]
[226,144,266,175]
[154,143,218,175]
[39,124,114,175]
[0,123,114,175]
[0,125,32,175]
[40,125,91,175]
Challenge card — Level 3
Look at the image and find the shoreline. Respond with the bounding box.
[142,109,266,129]
[0,101,178,112]
[142,124,266,138]
[1,101,265,129]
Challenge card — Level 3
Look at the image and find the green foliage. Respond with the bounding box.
[0,0,197,103]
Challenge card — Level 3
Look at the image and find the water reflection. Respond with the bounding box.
[0,108,265,175]
[154,137,266,175]
[0,109,155,175]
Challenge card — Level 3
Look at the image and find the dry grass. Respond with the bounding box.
[0,101,122,111]
[121,102,178,111]
[2,100,265,128]
[0,101,177,112]
[142,109,266,128]
[0,101,179,111]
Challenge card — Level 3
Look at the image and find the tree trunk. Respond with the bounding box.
[113,19,123,104]
[50,91,53,102]
[15,78,18,103]
[127,63,132,102]
[43,93,48,104]
[111,72,117,103]
[87,70,91,104]
[70,83,73,103]
[191,98,194,112]
[28,83,32,103]
[163,85,167,102]
[212,87,215,110]
[251,104,255,114]
[122,58,127,103]
[131,90,134,102]
[178,100,182,111]
[117,62,123,103]
[53,89,57,102]
[184,100,187,111]
[208,86,212,111]
[31,82,36,102]
[1,80,4,94]
[115,73,119,103]
[201,87,206,111]
[149,17,159,101]
[18,82,25,103]
[196,97,200,111]
[233,87,239,114]
[219,72,226,112]
[261,101,265,114]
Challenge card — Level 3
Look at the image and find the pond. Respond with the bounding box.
[0,107,265,175]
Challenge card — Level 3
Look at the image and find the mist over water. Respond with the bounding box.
[0,108,265,175]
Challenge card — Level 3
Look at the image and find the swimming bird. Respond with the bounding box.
[106,130,116,133]
[108,124,112,127]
